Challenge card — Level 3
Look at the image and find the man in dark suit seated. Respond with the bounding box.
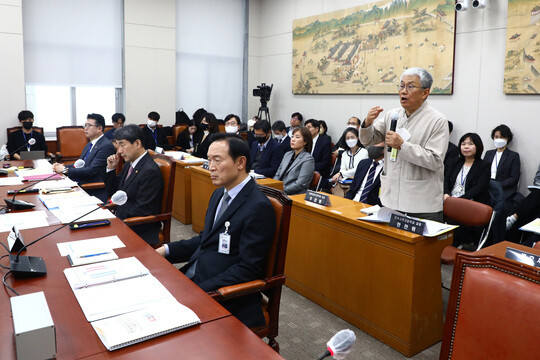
[345,144,385,205]
[444,120,459,177]
[104,113,125,140]
[7,110,48,160]
[305,119,332,180]
[271,120,291,153]
[142,111,168,151]
[156,133,276,327]
[52,113,115,202]
[104,125,163,246]
[249,120,283,178]
[285,112,303,138]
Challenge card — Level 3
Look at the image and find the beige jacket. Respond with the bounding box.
[360,101,449,213]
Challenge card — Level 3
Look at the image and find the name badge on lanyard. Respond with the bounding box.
[218,221,231,254]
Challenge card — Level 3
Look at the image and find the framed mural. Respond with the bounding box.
[504,0,540,94]
[292,0,456,95]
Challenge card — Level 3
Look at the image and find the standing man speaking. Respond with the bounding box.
[360,68,449,222]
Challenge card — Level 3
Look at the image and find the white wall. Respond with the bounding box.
[249,0,540,194]
[0,0,26,145]
[124,0,176,126]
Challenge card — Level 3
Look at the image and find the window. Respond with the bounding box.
[75,87,117,126]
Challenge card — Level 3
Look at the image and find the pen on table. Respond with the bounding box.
[77,252,111,259]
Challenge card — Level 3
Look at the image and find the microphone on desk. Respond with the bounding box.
[9,190,128,278]
[2,138,37,161]
[316,329,356,360]
[4,160,85,211]
[387,112,399,153]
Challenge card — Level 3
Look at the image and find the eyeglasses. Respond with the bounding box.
[397,83,425,91]
[84,123,98,129]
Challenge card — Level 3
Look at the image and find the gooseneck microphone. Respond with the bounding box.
[316,329,356,360]
[2,138,37,161]
[387,112,399,152]
[9,191,128,278]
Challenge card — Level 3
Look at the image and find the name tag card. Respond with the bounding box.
[389,214,426,235]
[304,190,332,207]
[505,247,540,268]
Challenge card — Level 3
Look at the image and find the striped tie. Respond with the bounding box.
[360,160,378,204]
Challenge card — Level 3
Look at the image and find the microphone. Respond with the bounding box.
[387,112,399,152]
[2,138,37,160]
[317,329,356,360]
[9,190,128,278]
[4,160,85,211]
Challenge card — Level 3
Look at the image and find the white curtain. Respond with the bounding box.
[22,0,123,87]
[176,0,245,120]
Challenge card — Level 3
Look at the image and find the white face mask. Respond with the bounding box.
[247,119,256,127]
[494,139,507,149]
[347,125,357,129]
[346,139,358,148]
[274,134,283,141]
[147,119,157,128]
[225,125,238,134]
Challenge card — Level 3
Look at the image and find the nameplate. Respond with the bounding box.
[7,226,25,253]
[304,190,332,207]
[389,214,425,235]
[202,161,210,170]
[505,247,540,268]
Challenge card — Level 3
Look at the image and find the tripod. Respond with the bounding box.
[257,100,271,126]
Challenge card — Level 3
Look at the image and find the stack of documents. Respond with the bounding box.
[57,236,126,266]
[0,210,49,232]
[520,218,540,235]
[33,178,78,191]
[64,257,200,350]
[0,177,24,186]
[164,151,204,163]
[39,193,101,210]
[50,203,115,224]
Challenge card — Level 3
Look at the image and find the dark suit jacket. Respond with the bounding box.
[104,128,116,140]
[7,129,47,156]
[167,178,275,327]
[103,152,163,245]
[444,142,459,177]
[311,135,332,178]
[444,158,491,205]
[142,126,168,151]
[276,134,291,153]
[68,135,115,201]
[193,132,218,159]
[345,158,382,206]
[249,138,283,178]
[483,149,520,201]
[175,129,202,151]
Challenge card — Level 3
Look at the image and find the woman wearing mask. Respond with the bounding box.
[483,124,521,243]
[330,128,368,197]
[176,120,201,153]
[193,113,220,159]
[318,120,332,144]
[7,110,48,160]
[274,127,315,195]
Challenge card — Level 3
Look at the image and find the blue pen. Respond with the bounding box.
[78,252,110,259]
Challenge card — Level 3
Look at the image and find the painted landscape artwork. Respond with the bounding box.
[504,0,540,94]
[292,0,456,95]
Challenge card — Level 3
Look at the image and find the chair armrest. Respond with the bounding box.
[80,182,106,190]
[123,215,157,226]
[209,280,266,301]
[103,203,117,210]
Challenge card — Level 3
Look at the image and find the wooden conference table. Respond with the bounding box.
[285,194,453,357]
[190,166,283,233]
[0,166,282,359]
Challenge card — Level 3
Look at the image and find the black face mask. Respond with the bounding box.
[200,123,209,131]
[367,145,384,160]
[22,121,33,130]
[256,136,267,144]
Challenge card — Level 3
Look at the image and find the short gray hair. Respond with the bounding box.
[400,67,433,89]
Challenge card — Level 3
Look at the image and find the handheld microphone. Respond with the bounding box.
[4,160,84,211]
[2,138,37,161]
[9,190,128,278]
[387,112,399,152]
[317,329,356,360]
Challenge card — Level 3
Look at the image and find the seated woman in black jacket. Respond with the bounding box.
[193,113,220,159]
[444,133,491,249]
[175,120,201,153]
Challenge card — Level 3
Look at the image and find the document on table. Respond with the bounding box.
[39,193,101,210]
[420,219,458,237]
[357,207,401,223]
[0,177,24,186]
[0,210,49,232]
[249,171,266,179]
[57,236,125,257]
[33,178,78,190]
[520,218,540,235]
[164,151,204,163]
[50,204,115,224]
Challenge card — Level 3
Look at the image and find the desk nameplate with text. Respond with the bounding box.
[304,190,332,207]
[389,214,425,235]
[505,247,540,268]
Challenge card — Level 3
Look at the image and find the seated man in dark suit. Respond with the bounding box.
[345,144,384,205]
[305,119,332,179]
[249,120,283,178]
[444,120,459,177]
[271,120,291,153]
[104,125,163,246]
[7,110,48,160]
[142,111,168,151]
[104,113,125,140]
[156,133,276,327]
[286,112,303,138]
[52,113,115,202]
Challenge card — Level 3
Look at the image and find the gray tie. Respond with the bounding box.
[185,192,231,279]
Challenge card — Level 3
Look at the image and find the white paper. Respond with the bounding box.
[416,219,459,237]
[520,218,540,235]
[57,236,125,257]
[164,151,204,163]
[0,177,24,186]
[33,178,78,190]
[40,193,101,210]
[357,207,401,223]
[360,205,381,215]
[396,127,412,142]
[50,204,115,224]
[0,210,49,232]
[249,171,266,179]
[14,168,55,177]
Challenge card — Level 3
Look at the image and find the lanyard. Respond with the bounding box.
[151,129,158,145]
[460,167,468,186]
[22,130,33,151]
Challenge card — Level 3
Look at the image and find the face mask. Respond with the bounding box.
[256,136,267,144]
[347,125,357,129]
[367,145,385,160]
[274,134,283,141]
[319,128,325,135]
[247,119,256,127]
[22,121,33,130]
[147,120,157,128]
[199,122,209,131]
[225,125,237,134]
[494,139,507,149]
[345,139,358,148]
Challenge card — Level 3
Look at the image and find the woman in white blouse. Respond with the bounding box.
[331,128,368,197]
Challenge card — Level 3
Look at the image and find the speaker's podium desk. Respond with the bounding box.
[285,194,453,357]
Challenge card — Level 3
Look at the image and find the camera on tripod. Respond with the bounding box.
[253,83,273,105]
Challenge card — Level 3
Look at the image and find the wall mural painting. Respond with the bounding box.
[504,0,540,94]
[292,0,456,95]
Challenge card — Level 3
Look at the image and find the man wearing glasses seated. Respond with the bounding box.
[53,113,116,202]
